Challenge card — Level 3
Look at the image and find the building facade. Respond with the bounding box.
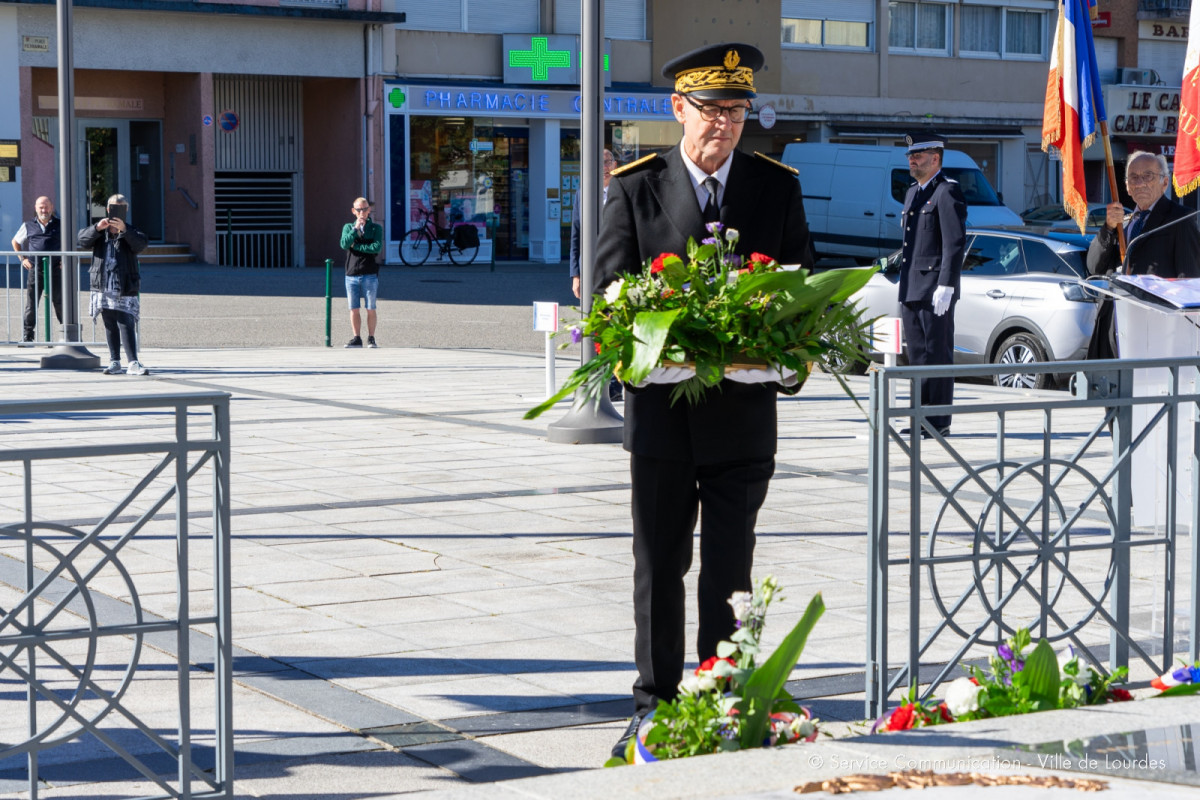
[4,0,1191,267]
[5,0,403,267]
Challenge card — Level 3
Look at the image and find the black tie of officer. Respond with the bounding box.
[703,176,720,224]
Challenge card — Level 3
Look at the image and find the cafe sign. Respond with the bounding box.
[1103,85,1183,136]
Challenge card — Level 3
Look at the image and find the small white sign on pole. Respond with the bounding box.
[533,302,559,332]
[871,317,903,355]
[533,302,560,399]
[871,317,904,420]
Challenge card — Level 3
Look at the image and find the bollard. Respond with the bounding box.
[324,258,332,347]
[42,256,51,342]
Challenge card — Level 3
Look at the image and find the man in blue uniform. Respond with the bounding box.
[593,42,813,761]
[897,133,966,437]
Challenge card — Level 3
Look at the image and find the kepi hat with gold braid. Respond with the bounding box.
[661,42,764,100]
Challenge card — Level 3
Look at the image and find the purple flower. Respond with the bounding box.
[706,221,722,234]
[701,237,718,245]
[569,326,583,344]
[997,644,1014,661]
[723,254,740,266]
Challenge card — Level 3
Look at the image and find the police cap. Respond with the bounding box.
[661,42,764,100]
[905,132,948,154]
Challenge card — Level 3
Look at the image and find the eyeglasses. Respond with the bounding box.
[1126,172,1164,186]
[353,206,371,212]
[683,95,752,123]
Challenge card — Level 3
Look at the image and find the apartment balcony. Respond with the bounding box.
[1137,0,1190,19]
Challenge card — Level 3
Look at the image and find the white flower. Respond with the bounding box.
[944,677,984,717]
[696,673,718,692]
[1058,647,1090,686]
[678,674,702,695]
[603,277,624,305]
[625,286,645,307]
[790,716,816,740]
[728,591,754,622]
[725,227,740,243]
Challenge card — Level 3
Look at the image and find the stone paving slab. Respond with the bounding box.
[0,345,1194,799]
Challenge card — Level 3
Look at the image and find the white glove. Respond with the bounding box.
[932,285,954,317]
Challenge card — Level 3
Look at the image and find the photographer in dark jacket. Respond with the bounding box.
[78,194,149,375]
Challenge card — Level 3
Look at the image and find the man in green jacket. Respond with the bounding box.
[340,197,384,348]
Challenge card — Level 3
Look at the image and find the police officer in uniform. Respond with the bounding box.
[593,41,813,761]
[897,133,966,437]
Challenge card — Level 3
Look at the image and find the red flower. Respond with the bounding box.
[594,342,602,355]
[749,252,774,266]
[651,253,678,274]
[938,703,954,723]
[1109,688,1133,702]
[663,288,676,298]
[887,704,916,731]
[696,656,736,675]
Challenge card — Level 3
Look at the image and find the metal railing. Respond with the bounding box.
[2,250,103,345]
[866,357,1200,717]
[0,392,233,799]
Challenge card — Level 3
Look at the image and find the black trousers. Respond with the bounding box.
[100,309,138,363]
[629,453,774,715]
[22,262,63,339]
[900,299,955,430]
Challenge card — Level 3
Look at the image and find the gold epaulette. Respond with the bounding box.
[753,151,798,176]
[610,153,658,177]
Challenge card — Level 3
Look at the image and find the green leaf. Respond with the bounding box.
[736,593,824,750]
[626,309,682,384]
[1022,639,1061,710]
[716,641,738,658]
[603,756,628,768]
[1157,682,1200,697]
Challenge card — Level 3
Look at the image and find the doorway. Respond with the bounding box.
[76,119,163,240]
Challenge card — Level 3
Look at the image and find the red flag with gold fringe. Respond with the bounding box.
[1174,1,1200,197]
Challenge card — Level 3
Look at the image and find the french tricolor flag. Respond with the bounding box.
[1042,0,1106,233]
[1173,1,1200,197]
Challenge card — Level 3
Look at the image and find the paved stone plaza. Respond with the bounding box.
[1,344,1198,799]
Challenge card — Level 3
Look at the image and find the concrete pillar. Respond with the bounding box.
[527,118,561,263]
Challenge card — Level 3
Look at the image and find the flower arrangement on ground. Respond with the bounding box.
[608,576,825,765]
[875,628,1131,732]
[1152,660,1200,694]
[525,223,876,419]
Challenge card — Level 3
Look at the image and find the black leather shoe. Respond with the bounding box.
[611,714,644,761]
[899,427,951,439]
[608,377,624,403]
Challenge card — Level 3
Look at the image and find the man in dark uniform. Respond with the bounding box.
[592,42,813,761]
[897,132,966,437]
[1086,151,1200,359]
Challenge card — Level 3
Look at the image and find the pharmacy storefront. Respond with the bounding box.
[384,83,678,263]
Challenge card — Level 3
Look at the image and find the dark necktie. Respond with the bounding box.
[703,176,720,224]
[1127,210,1147,241]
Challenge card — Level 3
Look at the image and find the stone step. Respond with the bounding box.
[141,243,196,264]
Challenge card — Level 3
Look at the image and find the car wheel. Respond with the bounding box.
[822,347,868,376]
[993,332,1052,390]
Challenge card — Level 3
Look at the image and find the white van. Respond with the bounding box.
[781,143,1023,262]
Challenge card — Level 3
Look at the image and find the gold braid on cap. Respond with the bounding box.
[674,48,756,95]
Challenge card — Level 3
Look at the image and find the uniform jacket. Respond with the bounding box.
[78,223,147,297]
[341,219,384,276]
[897,172,967,303]
[593,146,813,465]
[1086,197,1199,278]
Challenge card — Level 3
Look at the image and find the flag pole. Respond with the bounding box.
[1097,122,1126,263]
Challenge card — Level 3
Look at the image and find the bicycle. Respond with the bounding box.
[398,208,480,266]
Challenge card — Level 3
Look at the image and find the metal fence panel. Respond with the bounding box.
[0,392,233,799]
[2,251,106,346]
[866,358,1200,717]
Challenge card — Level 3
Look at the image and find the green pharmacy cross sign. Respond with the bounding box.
[502,34,609,86]
[509,37,571,82]
[388,88,406,109]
